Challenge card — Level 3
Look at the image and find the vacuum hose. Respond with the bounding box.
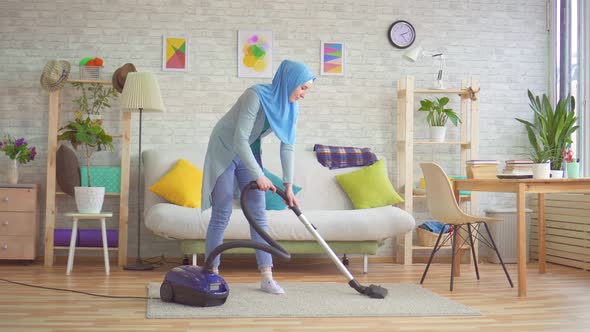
[203,182,291,272]
[204,181,388,299]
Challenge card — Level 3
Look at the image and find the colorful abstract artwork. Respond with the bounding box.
[238,30,273,78]
[163,35,189,72]
[321,41,345,76]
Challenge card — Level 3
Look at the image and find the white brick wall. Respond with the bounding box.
[0,0,548,259]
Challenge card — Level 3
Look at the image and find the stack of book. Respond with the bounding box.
[502,160,533,175]
[466,160,499,179]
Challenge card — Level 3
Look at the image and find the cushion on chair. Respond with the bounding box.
[335,159,404,209]
[149,158,203,208]
[56,145,81,197]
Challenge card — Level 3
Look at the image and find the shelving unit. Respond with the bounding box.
[44,79,131,267]
[395,75,480,264]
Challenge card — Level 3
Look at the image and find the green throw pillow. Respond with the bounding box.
[263,168,302,210]
[335,159,404,209]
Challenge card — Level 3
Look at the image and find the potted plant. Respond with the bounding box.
[58,110,114,213]
[0,134,37,184]
[418,97,462,142]
[515,90,578,179]
[71,82,117,119]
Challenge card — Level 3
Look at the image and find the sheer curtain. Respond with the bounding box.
[581,0,589,176]
[552,0,587,176]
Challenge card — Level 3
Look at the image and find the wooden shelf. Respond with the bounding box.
[414,89,468,94]
[44,80,131,268]
[395,75,480,265]
[56,191,121,197]
[413,194,471,201]
[55,246,119,251]
[412,245,471,250]
[67,79,111,85]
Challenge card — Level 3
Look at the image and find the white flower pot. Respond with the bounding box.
[532,163,551,179]
[550,170,564,179]
[74,186,105,213]
[429,126,446,142]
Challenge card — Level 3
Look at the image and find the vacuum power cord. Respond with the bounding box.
[0,277,154,300]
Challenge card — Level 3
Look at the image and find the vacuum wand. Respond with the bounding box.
[251,182,388,299]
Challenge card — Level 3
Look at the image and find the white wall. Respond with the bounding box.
[0,0,548,259]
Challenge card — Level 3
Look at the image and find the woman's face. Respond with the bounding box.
[289,82,313,103]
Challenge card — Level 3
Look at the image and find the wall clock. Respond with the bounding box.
[388,20,416,49]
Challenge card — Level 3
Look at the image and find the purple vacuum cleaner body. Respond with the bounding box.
[160,265,229,307]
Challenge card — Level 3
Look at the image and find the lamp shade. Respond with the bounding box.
[403,45,423,62]
[120,72,165,113]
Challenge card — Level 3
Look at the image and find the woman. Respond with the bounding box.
[201,60,315,294]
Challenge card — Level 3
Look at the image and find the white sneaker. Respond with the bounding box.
[260,279,285,295]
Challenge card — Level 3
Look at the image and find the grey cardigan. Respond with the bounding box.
[201,88,295,210]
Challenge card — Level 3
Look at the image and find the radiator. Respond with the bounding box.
[530,194,590,271]
[484,209,531,264]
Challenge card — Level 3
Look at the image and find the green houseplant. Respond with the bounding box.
[515,90,578,174]
[58,111,114,213]
[72,82,117,116]
[58,110,114,185]
[418,97,462,142]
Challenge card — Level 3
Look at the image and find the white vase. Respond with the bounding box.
[7,160,18,184]
[550,170,564,179]
[532,163,551,179]
[429,126,446,142]
[74,186,105,213]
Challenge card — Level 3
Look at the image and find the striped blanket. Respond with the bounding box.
[313,144,377,169]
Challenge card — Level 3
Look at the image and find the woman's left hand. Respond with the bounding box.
[284,183,299,208]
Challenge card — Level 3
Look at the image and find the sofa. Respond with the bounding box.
[142,144,415,272]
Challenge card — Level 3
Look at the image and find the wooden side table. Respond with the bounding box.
[64,212,113,275]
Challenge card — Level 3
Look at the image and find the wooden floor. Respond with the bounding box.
[0,257,589,332]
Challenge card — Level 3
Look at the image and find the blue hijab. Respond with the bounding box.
[251,60,315,145]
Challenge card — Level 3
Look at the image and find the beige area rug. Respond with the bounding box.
[146,282,480,318]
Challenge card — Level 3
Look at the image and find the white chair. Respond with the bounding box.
[419,163,513,291]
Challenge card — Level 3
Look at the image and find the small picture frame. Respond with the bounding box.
[162,35,189,72]
[238,30,273,78]
[320,41,345,76]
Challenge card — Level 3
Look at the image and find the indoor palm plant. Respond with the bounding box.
[58,110,114,212]
[418,97,462,142]
[515,90,578,178]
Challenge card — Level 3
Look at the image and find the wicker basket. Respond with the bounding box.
[79,66,102,80]
[417,227,450,247]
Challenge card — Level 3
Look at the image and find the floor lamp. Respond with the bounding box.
[120,72,165,271]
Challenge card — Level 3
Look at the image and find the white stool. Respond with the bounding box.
[64,212,113,275]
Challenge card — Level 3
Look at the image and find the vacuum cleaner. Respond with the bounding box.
[160,181,388,307]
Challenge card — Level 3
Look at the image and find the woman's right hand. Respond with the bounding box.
[256,176,276,193]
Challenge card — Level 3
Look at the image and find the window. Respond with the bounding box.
[552,0,588,176]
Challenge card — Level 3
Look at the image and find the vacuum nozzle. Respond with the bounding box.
[348,279,388,299]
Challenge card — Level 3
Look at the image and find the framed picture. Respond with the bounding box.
[162,35,189,72]
[320,41,345,76]
[238,30,273,78]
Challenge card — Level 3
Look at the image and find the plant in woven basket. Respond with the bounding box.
[58,110,114,186]
[72,82,117,116]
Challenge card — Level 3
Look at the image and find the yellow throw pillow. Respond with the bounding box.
[149,159,203,208]
[335,159,404,209]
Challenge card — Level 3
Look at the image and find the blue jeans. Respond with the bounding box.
[205,154,272,270]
